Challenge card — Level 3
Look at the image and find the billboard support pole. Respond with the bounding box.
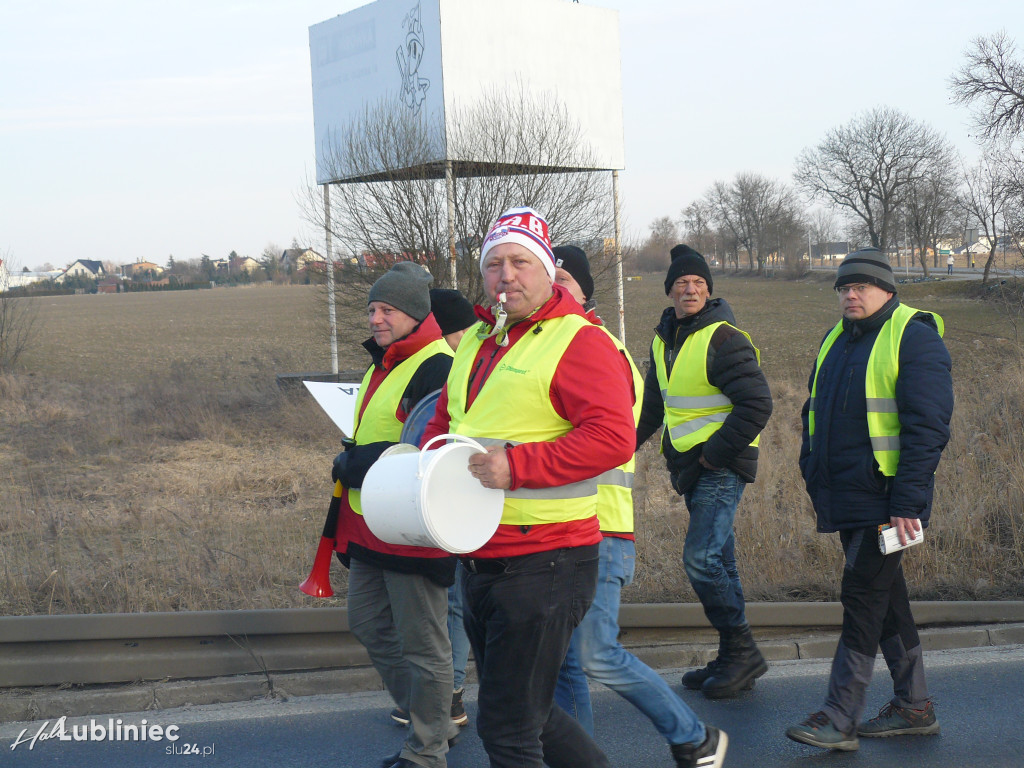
[323,184,339,375]
[612,170,626,345]
[445,160,458,289]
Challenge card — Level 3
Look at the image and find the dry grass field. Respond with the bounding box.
[1,275,1022,615]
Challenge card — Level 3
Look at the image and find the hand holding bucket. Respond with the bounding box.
[361,434,504,553]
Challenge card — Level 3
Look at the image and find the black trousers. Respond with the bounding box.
[462,545,609,768]
[822,527,930,733]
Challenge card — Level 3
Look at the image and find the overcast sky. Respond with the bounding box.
[2,0,1021,270]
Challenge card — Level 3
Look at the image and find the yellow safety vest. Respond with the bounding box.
[347,339,453,514]
[653,321,761,453]
[808,304,944,477]
[446,314,598,527]
[594,326,643,534]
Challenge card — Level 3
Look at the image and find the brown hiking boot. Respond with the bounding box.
[857,701,940,737]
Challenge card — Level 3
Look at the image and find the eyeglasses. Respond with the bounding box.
[835,284,872,296]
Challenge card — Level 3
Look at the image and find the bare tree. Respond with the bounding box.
[794,107,951,252]
[807,208,844,266]
[958,153,1008,285]
[705,173,801,273]
[951,31,1024,142]
[679,200,719,263]
[635,216,678,273]
[706,180,750,269]
[951,32,1024,272]
[0,251,40,372]
[904,144,961,276]
[301,90,613,354]
[1002,147,1024,258]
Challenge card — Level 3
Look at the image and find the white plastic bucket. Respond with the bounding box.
[361,434,504,554]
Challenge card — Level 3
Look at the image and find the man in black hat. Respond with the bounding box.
[430,287,478,351]
[553,245,729,768]
[636,244,773,700]
[786,247,952,751]
[552,244,596,311]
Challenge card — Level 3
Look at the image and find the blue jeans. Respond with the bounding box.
[557,537,705,746]
[555,631,594,735]
[683,468,748,631]
[462,546,609,768]
[448,561,470,690]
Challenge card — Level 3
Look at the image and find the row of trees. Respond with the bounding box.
[633,32,1024,286]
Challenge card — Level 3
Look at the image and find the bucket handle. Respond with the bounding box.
[419,434,489,477]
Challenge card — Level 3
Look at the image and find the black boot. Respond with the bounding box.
[701,624,766,699]
[681,631,727,689]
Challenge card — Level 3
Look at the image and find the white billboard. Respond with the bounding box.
[309,0,624,184]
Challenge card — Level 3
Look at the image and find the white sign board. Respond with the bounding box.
[303,381,362,437]
[309,0,623,184]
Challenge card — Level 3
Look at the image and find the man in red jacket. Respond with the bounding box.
[421,208,635,768]
[331,261,458,768]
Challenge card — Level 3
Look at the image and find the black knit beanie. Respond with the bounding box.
[664,244,713,295]
[552,245,595,301]
[834,247,897,294]
[368,261,433,321]
[429,288,477,335]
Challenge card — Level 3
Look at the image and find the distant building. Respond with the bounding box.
[121,260,165,279]
[359,251,430,270]
[0,258,62,289]
[280,248,325,273]
[231,255,262,274]
[811,242,850,262]
[56,259,106,283]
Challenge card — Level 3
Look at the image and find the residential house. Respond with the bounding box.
[230,255,262,274]
[56,259,106,284]
[280,248,325,274]
[121,260,165,279]
[359,250,431,269]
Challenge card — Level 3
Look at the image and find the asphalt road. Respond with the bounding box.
[3,645,1023,768]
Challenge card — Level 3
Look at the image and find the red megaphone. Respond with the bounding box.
[299,489,341,598]
[299,536,336,598]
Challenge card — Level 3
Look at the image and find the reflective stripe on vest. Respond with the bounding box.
[445,314,598,526]
[653,321,761,453]
[808,304,944,477]
[595,325,643,534]
[348,339,453,515]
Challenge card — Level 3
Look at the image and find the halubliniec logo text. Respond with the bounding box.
[10,717,182,751]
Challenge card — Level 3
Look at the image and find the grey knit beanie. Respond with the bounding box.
[835,247,897,294]
[368,261,433,321]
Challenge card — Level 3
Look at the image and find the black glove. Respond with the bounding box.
[331,451,350,484]
[332,441,393,489]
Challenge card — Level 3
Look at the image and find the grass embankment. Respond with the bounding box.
[1,276,1021,615]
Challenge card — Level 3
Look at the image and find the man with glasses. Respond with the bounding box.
[786,247,953,751]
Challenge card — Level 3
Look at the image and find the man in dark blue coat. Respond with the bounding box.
[786,248,953,751]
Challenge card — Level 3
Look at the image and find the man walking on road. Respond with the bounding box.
[551,245,729,768]
[423,208,729,768]
[330,262,459,768]
[786,248,953,751]
[636,244,773,700]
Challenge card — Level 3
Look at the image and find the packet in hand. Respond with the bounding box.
[878,524,924,555]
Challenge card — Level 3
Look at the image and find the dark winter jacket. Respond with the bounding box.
[636,298,773,495]
[798,297,953,532]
